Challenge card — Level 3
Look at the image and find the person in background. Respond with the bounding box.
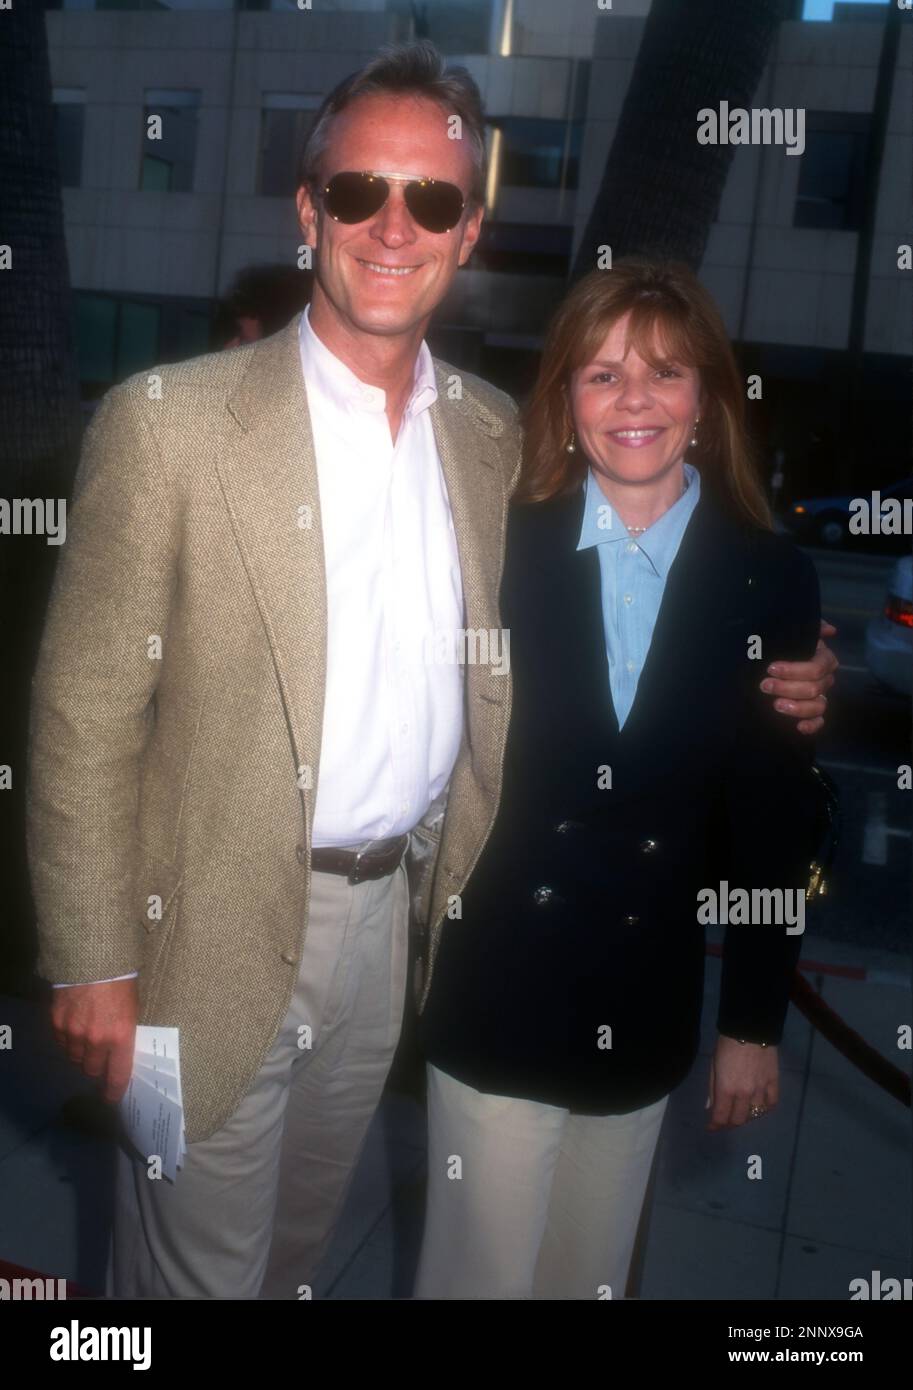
[214,263,313,349]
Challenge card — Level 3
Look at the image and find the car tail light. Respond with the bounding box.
[885,592,913,628]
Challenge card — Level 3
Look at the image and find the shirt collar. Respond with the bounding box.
[577,462,702,579]
[298,301,438,419]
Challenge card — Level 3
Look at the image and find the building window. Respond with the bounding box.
[489,118,583,191]
[387,0,494,55]
[141,89,201,193]
[472,221,572,276]
[74,292,214,391]
[259,94,322,198]
[794,112,872,232]
[118,302,163,379]
[53,89,85,188]
[75,294,118,387]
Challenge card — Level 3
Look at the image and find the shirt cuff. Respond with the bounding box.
[52,972,138,988]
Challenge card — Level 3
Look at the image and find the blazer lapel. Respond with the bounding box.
[621,492,748,742]
[429,367,513,780]
[549,487,621,737]
[218,314,327,812]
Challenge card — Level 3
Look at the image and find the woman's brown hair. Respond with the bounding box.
[517,256,772,529]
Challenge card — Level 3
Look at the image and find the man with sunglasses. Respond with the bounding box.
[27,41,836,1300]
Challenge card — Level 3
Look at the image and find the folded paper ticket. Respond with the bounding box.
[120,1025,186,1181]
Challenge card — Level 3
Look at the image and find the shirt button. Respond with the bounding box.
[295,845,307,864]
[626,542,638,554]
[626,660,636,674]
[400,723,409,735]
[639,839,659,854]
[281,950,297,965]
[623,593,633,605]
[533,886,554,905]
[400,800,409,813]
[622,914,640,927]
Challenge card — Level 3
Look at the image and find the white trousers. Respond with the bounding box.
[414,1062,668,1300]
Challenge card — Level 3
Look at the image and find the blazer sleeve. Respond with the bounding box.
[715,536,823,1046]
[25,381,181,985]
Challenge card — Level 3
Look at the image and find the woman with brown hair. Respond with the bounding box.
[414,256,831,1299]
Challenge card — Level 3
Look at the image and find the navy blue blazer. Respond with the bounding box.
[418,483,825,1113]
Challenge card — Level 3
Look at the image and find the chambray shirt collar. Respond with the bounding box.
[577,462,701,579]
[298,300,438,419]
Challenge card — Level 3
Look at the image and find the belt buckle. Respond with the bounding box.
[348,843,370,886]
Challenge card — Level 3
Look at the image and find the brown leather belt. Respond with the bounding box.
[310,835,409,885]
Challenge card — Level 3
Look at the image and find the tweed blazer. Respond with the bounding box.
[25,312,521,1143]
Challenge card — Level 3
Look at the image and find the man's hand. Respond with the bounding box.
[760,618,838,736]
[706,1034,778,1131]
[51,978,138,1105]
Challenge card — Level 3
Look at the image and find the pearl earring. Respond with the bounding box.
[690,416,700,448]
[565,431,577,454]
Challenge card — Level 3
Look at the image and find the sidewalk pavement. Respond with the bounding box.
[1,927,910,1300]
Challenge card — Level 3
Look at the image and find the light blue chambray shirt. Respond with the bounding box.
[576,463,702,729]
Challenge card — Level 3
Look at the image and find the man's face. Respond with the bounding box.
[296,92,483,343]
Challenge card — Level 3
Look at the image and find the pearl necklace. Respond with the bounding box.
[624,479,688,537]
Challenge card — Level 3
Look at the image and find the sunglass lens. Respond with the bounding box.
[405,181,465,233]
[323,172,388,224]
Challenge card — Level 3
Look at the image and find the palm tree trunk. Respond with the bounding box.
[0,0,81,992]
[572,0,788,278]
[0,0,81,502]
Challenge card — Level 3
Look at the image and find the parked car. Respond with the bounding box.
[785,477,912,550]
[865,555,912,697]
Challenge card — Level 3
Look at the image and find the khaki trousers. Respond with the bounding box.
[107,862,409,1299]
[414,1063,668,1300]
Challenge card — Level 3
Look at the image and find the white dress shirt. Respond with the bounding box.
[301,303,465,847]
[53,306,465,985]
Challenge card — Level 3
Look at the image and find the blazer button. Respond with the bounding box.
[639,839,659,854]
[281,950,297,965]
[533,886,554,905]
[295,845,307,865]
[622,914,640,926]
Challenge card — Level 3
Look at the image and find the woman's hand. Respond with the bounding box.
[706,1034,778,1131]
[760,618,838,736]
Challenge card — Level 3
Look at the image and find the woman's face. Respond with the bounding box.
[568,312,702,490]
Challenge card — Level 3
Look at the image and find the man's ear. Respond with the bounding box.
[296,185,319,251]
[457,202,484,267]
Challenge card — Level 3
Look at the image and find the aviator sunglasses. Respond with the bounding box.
[316,170,466,234]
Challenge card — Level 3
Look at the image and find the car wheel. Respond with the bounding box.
[816,515,845,547]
